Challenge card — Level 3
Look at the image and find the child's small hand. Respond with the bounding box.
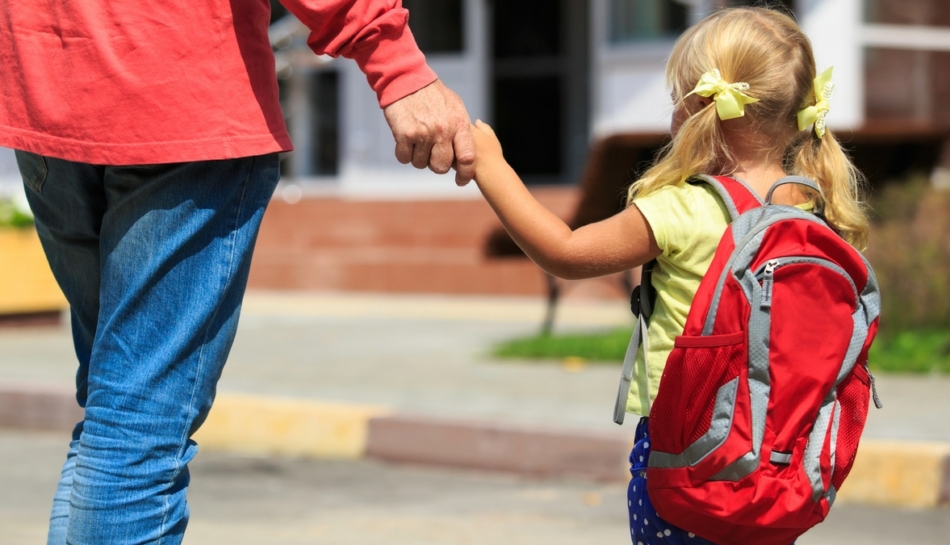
[471,120,506,180]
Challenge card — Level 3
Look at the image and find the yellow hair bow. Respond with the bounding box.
[686,69,760,121]
[797,67,835,138]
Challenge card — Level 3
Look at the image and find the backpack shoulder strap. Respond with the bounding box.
[689,174,764,221]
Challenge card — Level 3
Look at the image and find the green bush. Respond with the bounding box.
[493,328,632,363]
[493,326,949,374]
[0,197,34,228]
[867,330,950,374]
[866,175,950,332]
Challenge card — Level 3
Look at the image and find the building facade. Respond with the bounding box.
[2,0,946,197]
[272,0,950,196]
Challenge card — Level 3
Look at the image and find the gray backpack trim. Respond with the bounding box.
[804,395,838,501]
[648,378,740,468]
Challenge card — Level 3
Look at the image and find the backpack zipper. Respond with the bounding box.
[754,256,883,408]
[753,256,859,309]
[702,211,826,335]
[760,259,780,308]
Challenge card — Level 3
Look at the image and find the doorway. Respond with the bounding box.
[491,0,590,185]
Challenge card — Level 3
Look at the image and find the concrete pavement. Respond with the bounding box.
[1,291,949,507]
[7,429,949,545]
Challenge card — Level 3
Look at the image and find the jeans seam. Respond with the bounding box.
[159,156,254,542]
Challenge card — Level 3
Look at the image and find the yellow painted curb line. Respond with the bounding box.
[193,394,391,459]
[836,439,950,508]
[192,395,950,509]
[0,229,67,314]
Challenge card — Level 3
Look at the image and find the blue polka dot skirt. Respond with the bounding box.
[627,417,717,545]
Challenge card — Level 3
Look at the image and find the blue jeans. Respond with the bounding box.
[16,151,280,544]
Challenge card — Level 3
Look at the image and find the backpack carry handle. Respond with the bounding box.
[765,176,826,215]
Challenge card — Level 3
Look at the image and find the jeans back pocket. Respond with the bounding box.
[15,150,49,193]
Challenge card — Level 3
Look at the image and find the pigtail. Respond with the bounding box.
[627,102,729,205]
[786,128,870,251]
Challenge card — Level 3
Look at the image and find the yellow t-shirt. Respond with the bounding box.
[627,182,731,416]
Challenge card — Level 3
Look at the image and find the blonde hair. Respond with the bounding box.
[627,7,869,250]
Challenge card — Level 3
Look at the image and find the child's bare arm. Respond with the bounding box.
[471,121,661,280]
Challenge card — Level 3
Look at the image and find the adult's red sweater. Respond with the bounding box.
[0,0,436,165]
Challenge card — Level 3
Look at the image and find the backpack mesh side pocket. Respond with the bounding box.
[830,363,871,491]
[650,332,747,456]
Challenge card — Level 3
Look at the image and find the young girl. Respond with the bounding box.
[470,7,869,545]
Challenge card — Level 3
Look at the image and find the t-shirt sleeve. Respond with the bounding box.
[633,183,731,259]
[632,185,696,258]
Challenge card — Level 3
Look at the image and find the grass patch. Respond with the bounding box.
[493,328,950,374]
[868,330,950,374]
[492,328,631,363]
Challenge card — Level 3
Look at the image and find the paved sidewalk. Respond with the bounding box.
[2,291,949,506]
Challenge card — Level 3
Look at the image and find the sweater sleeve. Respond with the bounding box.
[278,0,438,107]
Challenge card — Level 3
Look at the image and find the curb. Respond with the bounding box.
[2,383,949,508]
[366,414,631,482]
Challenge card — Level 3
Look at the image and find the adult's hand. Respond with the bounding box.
[383,79,476,186]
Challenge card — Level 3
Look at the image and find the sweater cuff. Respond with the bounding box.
[348,24,438,108]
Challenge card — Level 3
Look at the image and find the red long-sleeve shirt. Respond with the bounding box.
[0,0,436,165]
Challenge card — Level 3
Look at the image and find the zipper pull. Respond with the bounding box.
[761,259,780,309]
[868,367,884,409]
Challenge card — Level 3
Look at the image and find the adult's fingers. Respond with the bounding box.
[411,137,435,169]
[453,124,476,186]
[428,138,454,175]
[393,136,413,165]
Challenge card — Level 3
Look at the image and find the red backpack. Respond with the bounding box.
[613,175,881,545]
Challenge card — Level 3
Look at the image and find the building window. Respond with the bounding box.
[493,75,562,177]
[865,0,950,27]
[609,0,688,43]
[494,0,560,59]
[270,0,289,24]
[712,0,794,12]
[309,71,340,176]
[403,0,464,54]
